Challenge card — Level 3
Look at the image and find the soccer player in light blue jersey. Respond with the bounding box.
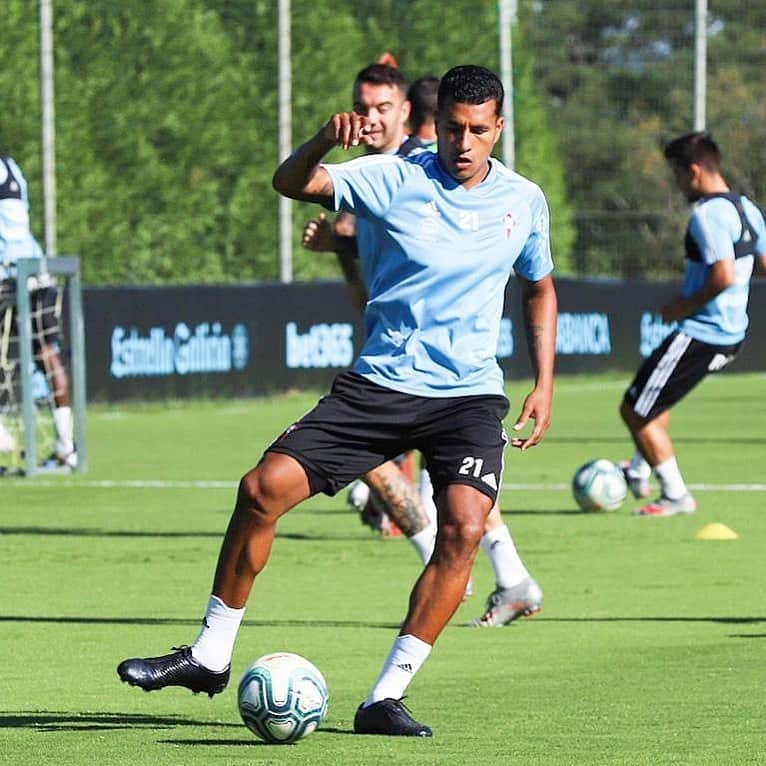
[118,65,558,737]
[0,155,77,469]
[621,132,766,517]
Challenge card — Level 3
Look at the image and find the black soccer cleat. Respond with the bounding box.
[353,698,432,737]
[117,645,229,698]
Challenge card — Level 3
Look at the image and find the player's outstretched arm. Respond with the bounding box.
[272,113,374,205]
[512,274,557,450]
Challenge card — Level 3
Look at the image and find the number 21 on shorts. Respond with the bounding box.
[458,456,484,477]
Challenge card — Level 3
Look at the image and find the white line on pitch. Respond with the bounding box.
[3,479,766,492]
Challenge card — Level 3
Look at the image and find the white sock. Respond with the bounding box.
[190,594,245,672]
[408,523,436,566]
[53,406,74,457]
[418,467,438,526]
[365,634,432,707]
[480,523,529,589]
[0,421,16,452]
[628,450,651,478]
[654,456,688,500]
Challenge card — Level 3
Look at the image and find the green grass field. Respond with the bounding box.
[3,372,765,765]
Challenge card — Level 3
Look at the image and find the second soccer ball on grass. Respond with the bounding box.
[572,458,628,512]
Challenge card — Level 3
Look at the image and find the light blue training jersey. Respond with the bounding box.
[0,157,43,278]
[323,151,553,397]
[679,194,766,345]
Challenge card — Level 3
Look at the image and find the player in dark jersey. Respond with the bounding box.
[621,133,766,516]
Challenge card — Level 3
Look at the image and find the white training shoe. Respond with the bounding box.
[468,576,543,627]
[634,493,697,517]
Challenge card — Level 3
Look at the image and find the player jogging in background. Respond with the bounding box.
[118,65,558,737]
[0,154,77,469]
[303,66,543,626]
[302,62,440,567]
[621,132,766,517]
[399,75,439,154]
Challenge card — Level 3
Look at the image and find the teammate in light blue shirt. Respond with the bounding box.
[622,132,766,517]
[116,65,558,738]
[678,193,765,345]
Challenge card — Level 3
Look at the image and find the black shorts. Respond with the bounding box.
[623,330,741,420]
[268,371,509,502]
[29,288,61,349]
[2,282,61,351]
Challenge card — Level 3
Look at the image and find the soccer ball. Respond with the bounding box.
[572,459,627,512]
[238,652,329,744]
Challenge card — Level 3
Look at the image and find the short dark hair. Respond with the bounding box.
[407,76,440,130]
[663,132,721,172]
[354,63,408,95]
[437,65,504,116]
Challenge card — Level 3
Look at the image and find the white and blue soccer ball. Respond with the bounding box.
[238,652,329,744]
[572,458,628,512]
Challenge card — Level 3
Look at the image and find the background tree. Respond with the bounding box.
[1,1,761,284]
[522,0,766,278]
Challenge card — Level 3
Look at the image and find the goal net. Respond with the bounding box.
[0,256,87,476]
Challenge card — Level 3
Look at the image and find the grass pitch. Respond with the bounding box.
[2,372,765,765]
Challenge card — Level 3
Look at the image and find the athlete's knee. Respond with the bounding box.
[620,398,637,427]
[236,464,290,522]
[436,504,487,558]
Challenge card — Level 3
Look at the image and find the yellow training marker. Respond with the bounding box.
[694,523,738,540]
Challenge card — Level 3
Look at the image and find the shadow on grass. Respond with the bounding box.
[160,727,353,746]
[0,711,240,732]
[499,616,766,625]
[0,615,401,629]
[2,614,763,629]
[0,526,372,542]
[549,436,766,445]
[159,738,266,746]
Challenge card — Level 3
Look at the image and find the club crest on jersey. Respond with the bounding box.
[416,200,442,241]
[503,212,516,240]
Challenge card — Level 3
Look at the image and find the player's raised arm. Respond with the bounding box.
[272,112,374,205]
[511,274,557,450]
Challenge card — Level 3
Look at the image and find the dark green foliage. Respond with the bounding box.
[0,0,574,284]
[522,0,766,278]
[5,1,761,283]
